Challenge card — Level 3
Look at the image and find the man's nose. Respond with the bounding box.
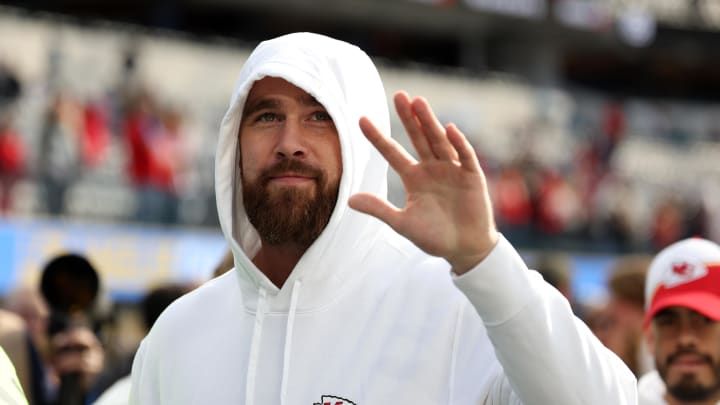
[275,120,306,158]
[676,320,700,347]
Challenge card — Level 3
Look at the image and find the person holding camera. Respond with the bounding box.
[40,253,109,405]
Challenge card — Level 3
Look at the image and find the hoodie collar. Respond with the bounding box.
[214,33,392,312]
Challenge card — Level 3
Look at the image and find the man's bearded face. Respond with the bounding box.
[243,158,339,247]
[651,307,720,403]
[657,346,720,402]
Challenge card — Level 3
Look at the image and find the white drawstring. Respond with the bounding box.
[280,279,302,405]
[245,287,268,405]
[448,303,466,404]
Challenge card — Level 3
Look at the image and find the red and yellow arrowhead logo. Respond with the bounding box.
[313,395,356,405]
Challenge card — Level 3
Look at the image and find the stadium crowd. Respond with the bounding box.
[1,51,717,253]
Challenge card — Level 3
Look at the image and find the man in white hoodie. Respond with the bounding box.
[639,238,720,405]
[130,32,636,404]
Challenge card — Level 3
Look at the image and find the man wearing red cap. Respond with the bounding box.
[640,238,720,405]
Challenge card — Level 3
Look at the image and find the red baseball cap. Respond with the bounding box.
[644,238,720,328]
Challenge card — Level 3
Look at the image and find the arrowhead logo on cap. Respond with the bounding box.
[662,260,707,287]
[672,262,692,276]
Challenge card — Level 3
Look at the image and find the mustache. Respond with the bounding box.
[666,349,713,366]
[260,159,324,185]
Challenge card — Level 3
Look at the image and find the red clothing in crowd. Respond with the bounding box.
[0,127,25,212]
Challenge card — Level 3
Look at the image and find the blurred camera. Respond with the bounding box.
[40,253,104,337]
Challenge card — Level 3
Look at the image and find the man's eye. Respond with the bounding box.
[256,112,277,122]
[311,111,332,121]
[655,316,673,326]
[654,313,677,327]
[690,312,712,326]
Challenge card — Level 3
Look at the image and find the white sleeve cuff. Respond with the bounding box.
[452,234,537,326]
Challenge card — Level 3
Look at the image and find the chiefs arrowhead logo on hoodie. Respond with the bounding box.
[313,395,356,405]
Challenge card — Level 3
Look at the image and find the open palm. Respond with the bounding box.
[349,92,499,274]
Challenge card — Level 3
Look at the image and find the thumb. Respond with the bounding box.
[348,192,400,227]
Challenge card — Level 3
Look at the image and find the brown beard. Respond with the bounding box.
[243,159,339,247]
[659,348,720,402]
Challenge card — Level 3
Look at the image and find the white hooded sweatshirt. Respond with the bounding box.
[130,33,636,405]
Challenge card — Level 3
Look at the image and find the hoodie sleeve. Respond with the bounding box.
[452,235,638,405]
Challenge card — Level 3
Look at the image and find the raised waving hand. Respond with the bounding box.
[349,92,499,274]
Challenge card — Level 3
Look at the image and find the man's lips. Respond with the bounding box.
[268,173,316,185]
[668,353,711,372]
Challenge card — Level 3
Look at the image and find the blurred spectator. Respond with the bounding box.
[124,91,193,225]
[651,197,686,251]
[39,94,84,216]
[597,98,626,166]
[38,253,113,405]
[4,287,51,361]
[684,197,709,241]
[0,113,26,214]
[572,145,602,211]
[3,288,53,405]
[594,254,654,378]
[592,174,643,252]
[145,107,192,224]
[211,250,234,279]
[49,328,104,405]
[140,284,192,334]
[0,62,26,215]
[124,90,154,220]
[701,180,720,243]
[0,63,21,107]
[493,163,533,244]
[92,283,192,405]
[532,252,573,304]
[535,169,586,237]
[79,101,110,170]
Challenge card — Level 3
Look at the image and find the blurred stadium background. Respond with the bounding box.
[0,0,718,309]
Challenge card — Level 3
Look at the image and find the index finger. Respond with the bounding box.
[359,116,416,175]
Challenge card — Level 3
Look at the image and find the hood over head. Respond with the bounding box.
[215,32,392,311]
